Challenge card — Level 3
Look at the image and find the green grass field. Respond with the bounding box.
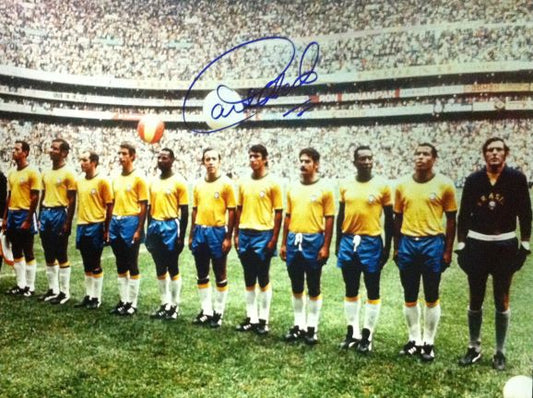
[0,234,532,398]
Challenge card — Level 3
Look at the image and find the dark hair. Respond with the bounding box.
[417,142,438,158]
[202,147,221,161]
[353,145,372,161]
[299,147,320,162]
[482,137,509,154]
[249,144,269,166]
[15,140,30,155]
[88,151,99,166]
[161,147,175,159]
[120,142,136,156]
[52,138,70,153]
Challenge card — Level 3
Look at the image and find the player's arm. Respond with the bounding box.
[104,202,113,243]
[2,191,10,231]
[178,204,189,254]
[335,202,345,256]
[318,215,334,262]
[267,209,283,252]
[443,211,457,265]
[222,207,235,254]
[393,212,403,260]
[62,189,76,235]
[380,205,394,267]
[132,200,147,243]
[517,174,532,245]
[456,178,473,246]
[21,189,40,231]
[188,207,197,250]
[280,213,290,261]
[234,205,242,251]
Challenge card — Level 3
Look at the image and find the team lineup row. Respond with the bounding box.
[1,137,531,371]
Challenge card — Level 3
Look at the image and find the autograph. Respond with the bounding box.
[183,36,320,133]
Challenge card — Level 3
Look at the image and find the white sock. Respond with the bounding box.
[423,303,442,345]
[245,285,258,323]
[404,303,422,345]
[25,260,37,291]
[128,277,140,308]
[292,294,306,330]
[170,275,182,309]
[258,285,272,323]
[307,296,323,331]
[93,274,104,301]
[214,285,228,316]
[364,300,382,339]
[84,273,93,297]
[344,298,362,339]
[198,283,213,316]
[118,274,129,303]
[46,265,60,294]
[157,274,170,306]
[59,266,71,296]
[13,259,26,289]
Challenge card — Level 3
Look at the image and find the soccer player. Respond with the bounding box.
[38,138,77,304]
[336,146,393,353]
[280,147,334,345]
[2,140,42,296]
[394,143,457,362]
[189,148,236,328]
[0,168,6,271]
[146,148,189,321]
[109,142,148,316]
[234,144,283,335]
[457,137,531,371]
[74,151,113,309]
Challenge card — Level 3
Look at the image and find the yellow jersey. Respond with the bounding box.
[193,176,236,227]
[394,174,457,236]
[42,166,77,207]
[287,179,335,234]
[238,174,283,230]
[340,176,392,236]
[112,170,149,216]
[7,165,42,210]
[150,174,189,220]
[77,174,113,224]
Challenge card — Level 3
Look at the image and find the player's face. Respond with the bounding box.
[49,141,63,162]
[484,140,507,169]
[157,151,174,171]
[202,150,220,176]
[414,146,435,171]
[354,149,373,174]
[79,152,93,174]
[249,151,266,172]
[299,154,318,177]
[118,148,134,168]
[12,143,27,162]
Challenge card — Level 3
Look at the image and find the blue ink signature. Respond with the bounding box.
[182,36,319,133]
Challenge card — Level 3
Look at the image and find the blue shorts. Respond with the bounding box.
[337,234,382,273]
[238,229,275,261]
[7,210,37,235]
[286,232,325,269]
[109,215,144,248]
[146,219,180,252]
[76,223,104,250]
[39,207,67,236]
[191,226,226,259]
[396,235,445,273]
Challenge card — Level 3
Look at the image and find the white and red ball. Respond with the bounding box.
[202,87,244,130]
[137,115,165,144]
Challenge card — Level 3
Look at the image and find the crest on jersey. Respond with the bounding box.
[56,178,62,186]
[126,184,132,192]
[91,188,97,195]
[259,191,266,198]
[310,193,319,202]
[166,189,172,195]
[214,192,220,199]
[429,192,437,201]
[488,200,496,210]
[368,194,376,204]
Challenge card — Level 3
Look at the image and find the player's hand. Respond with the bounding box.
[266,238,277,254]
[233,235,239,252]
[280,245,287,261]
[103,230,110,245]
[441,250,452,272]
[454,242,469,274]
[379,246,391,268]
[393,249,399,266]
[513,242,531,272]
[60,222,72,236]
[176,238,184,255]
[132,230,142,244]
[1,219,7,232]
[188,236,193,251]
[221,237,232,254]
[317,246,329,264]
[20,219,31,231]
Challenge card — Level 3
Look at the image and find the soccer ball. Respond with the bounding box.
[503,375,532,398]
[137,115,164,144]
[202,87,244,131]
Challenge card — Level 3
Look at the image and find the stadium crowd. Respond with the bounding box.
[0,118,531,188]
[1,0,532,80]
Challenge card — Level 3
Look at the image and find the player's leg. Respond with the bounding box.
[166,249,181,320]
[339,262,362,348]
[39,230,59,301]
[50,233,71,305]
[147,228,171,319]
[236,248,259,332]
[420,268,442,362]
[20,228,36,297]
[6,227,27,295]
[285,256,306,342]
[110,237,129,315]
[121,241,141,315]
[192,241,213,324]
[75,232,95,308]
[211,254,228,328]
[358,270,381,353]
[304,264,323,345]
[256,253,273,335]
